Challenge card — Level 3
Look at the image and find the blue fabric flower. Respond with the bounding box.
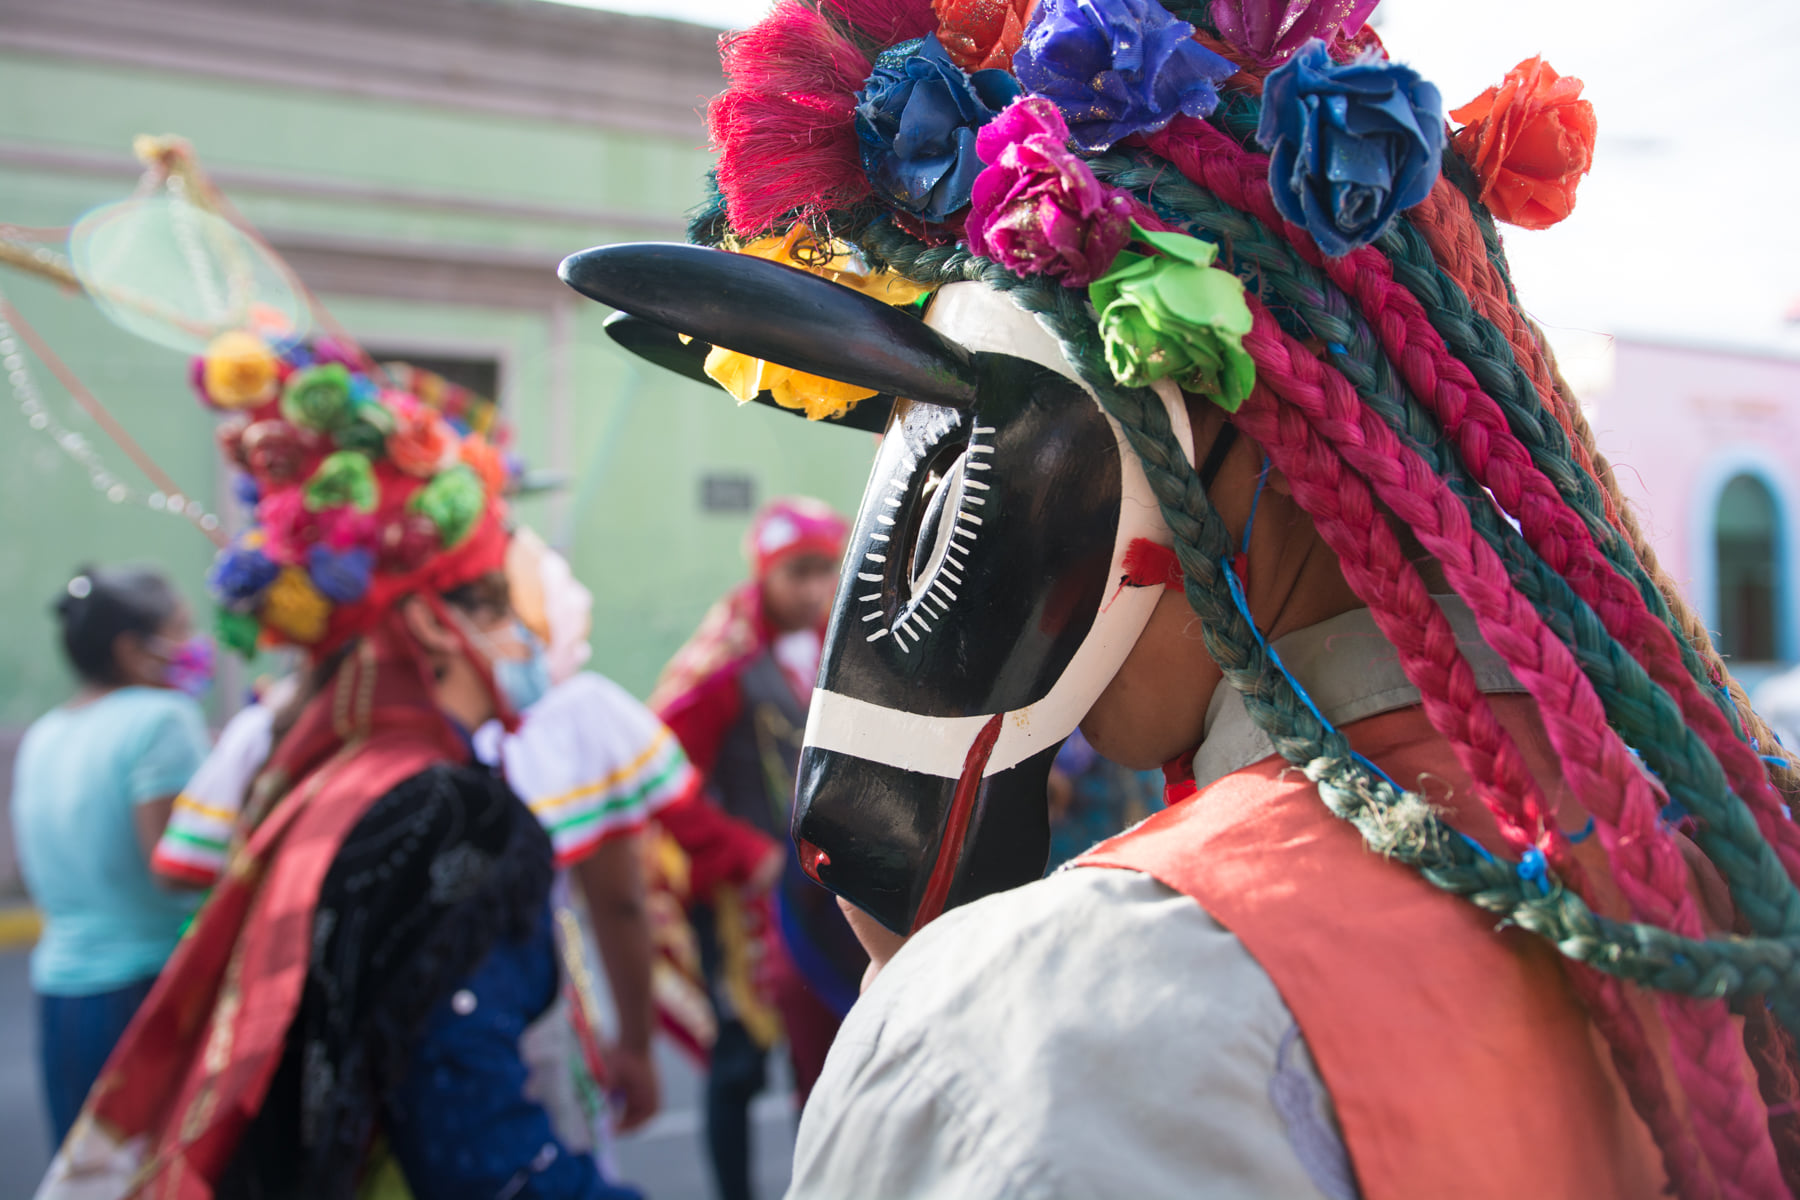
[268,336,313,369]
[231,471,261,508]
[856,35,1021,222]
[1013,0,1235,152]
[306,545,375,605]
[208,537,280,605]
[1256,41,1444,257]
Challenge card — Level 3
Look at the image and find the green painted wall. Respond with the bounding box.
[0,45,875,721]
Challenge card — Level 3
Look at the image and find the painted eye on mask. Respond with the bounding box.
[900,428,989,613]
[861,411,984,654]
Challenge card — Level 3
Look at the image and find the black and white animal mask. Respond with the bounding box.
[562,244,1192,934]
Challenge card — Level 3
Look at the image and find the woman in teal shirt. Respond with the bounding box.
[11,565,212,1147]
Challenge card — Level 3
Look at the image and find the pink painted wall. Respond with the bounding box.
[1584,339,1800,664]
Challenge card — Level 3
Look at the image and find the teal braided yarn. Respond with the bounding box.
[1090,154,1800,978]
[853,219,1800,1015]
[1372,217,1724,701]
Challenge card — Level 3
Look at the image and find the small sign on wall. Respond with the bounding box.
[701,473,756,513]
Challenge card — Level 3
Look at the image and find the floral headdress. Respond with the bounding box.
[700,0,1597,413]
[672,3,1800,1194]
[194,328,515,657]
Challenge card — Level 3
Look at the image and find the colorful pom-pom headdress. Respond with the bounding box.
[196,328,516,657]
[563,0,1800,1193]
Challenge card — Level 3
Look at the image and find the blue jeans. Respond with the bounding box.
[37,976,157,1149]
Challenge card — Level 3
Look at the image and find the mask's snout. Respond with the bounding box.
[793,742,1056,935]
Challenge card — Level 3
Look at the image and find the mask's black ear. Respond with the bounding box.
[602,311,897,435]
[561,242,976,410]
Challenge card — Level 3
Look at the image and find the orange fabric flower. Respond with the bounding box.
[384,396,457,477]
[459,434,510,498]
[934,0,1036,72]
[1450,57,1596,231]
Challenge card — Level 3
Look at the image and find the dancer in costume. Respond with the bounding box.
[560,3,1800,1196]
[649,497,866,1200]
[151,526,687,1146]
[12,565,212,1148]
[39,334,638,1200]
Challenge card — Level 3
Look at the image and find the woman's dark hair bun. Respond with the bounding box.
[51,564,181,685]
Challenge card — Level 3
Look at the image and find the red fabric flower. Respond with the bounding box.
[1450,57,1596,231]
[377,512,443,573]
[934,0,1036,72]
[385,396,458,477]
[241,419,315,487]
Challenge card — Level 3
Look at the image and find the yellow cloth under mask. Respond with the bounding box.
[698,227,929,422]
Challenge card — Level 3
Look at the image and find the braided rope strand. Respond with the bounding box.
[1236,311,1784,1195]
[1145,120,1800,937]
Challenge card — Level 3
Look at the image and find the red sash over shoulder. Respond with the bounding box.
[1078,699,1686,1200]
[69,614,468,1199]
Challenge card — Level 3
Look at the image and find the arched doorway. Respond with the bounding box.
[1714,473,1783,662]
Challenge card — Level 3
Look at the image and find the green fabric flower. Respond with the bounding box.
[1088,225,1255,410]
[214,606,262,658]
[332,400,394,457]
[303,451,379,513]
[281,363,357,433]
[409,464,486,549]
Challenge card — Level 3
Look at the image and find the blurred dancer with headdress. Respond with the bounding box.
[39,333,637,1199]
[648,496,866,1200]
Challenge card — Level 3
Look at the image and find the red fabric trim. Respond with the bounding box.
[419,589,520,733]
[149,853,222,889]
[83,613,468,1191]
[910,713,1004,933]
[550,815,649,870]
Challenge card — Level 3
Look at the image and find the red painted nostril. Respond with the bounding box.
[799,839,830,882]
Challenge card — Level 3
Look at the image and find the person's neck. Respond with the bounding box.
[435,690,492,736]
[67,682,123,709]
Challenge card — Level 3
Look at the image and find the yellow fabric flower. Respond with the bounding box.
[260,566,331,645]
[202,330,280,409]
[701,226,930,421]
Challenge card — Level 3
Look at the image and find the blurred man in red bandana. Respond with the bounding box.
[650,497,867,1200]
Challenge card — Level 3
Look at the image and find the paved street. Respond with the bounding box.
[0,950,794,1200]
[0,953,48,1197]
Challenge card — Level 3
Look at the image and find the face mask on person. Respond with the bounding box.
[473,620,551,714]
[154,635,215,699]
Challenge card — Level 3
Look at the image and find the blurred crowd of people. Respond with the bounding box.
[10,496,1159,1200]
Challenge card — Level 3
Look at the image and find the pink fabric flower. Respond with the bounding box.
[1209,0,1378,65]
[965,97,1133,287]
[255,488,323,565]
[317,507,379,553]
